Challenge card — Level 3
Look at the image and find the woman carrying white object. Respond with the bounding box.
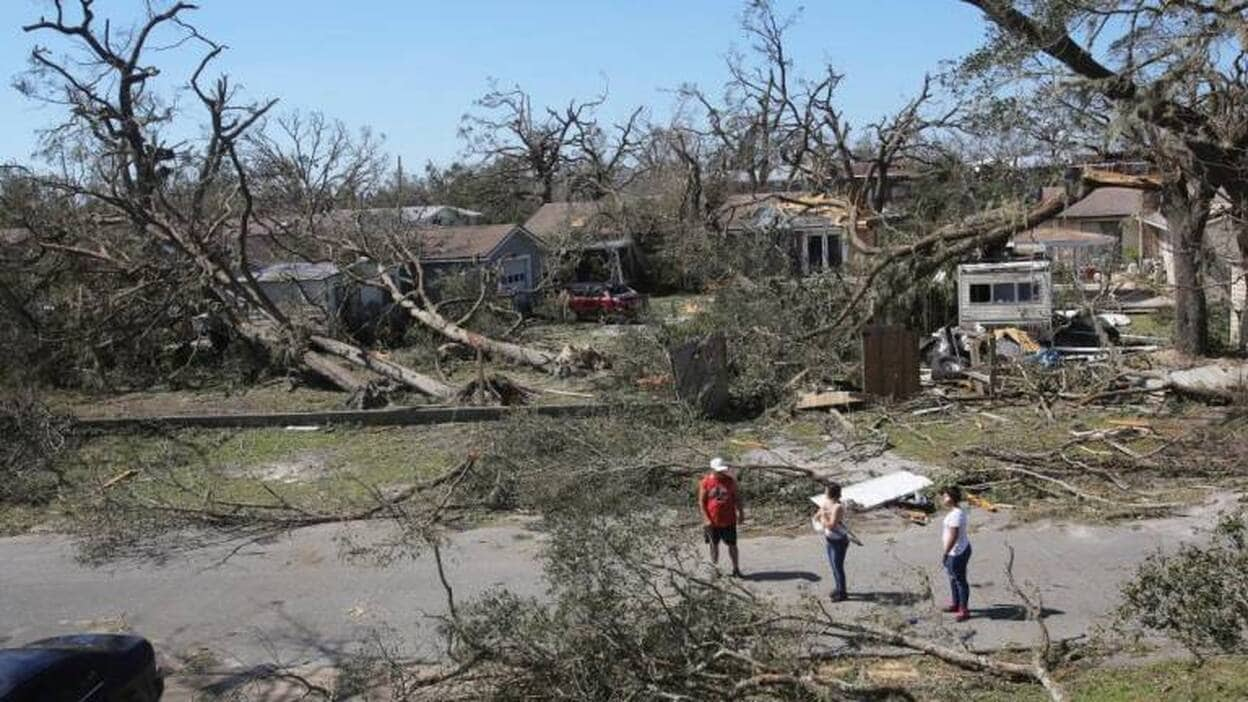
[814,483,861,602]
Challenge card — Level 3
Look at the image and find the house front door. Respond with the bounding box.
[499,256,532,292]
[806,235,824,273]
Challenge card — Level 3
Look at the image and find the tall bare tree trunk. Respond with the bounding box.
[1161,176,1213,356]
[1227,201,1248,353]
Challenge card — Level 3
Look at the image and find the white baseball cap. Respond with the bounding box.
[710,457,730,473]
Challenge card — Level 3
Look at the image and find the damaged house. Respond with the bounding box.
[524,200,647,287]
[400,223,546,295]
[237,212,545,339]
[1021,185,1165,268]
[243,259,407,344]
[718,192,871,275]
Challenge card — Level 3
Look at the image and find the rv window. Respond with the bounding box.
[969,284,991,303]
[1017,282,1036,302]
[992,283,1016,303]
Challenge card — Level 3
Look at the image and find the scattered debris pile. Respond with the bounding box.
[456,374,539,406]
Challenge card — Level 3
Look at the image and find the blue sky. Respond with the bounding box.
[0,1,989,169]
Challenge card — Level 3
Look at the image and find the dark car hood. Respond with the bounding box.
[0,634,155,699]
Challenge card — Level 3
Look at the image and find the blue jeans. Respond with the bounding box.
[944,545,972,610]
[825,537,849,598]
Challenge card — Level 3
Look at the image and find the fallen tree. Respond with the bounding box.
[324,222,609,378]
[15,2,459,401]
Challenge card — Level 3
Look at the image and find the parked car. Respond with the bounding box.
[0,634,162,701]
[564,282,645,321]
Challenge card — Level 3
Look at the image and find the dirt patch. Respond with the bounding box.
[228,450,331,483]
[865,659,924,685]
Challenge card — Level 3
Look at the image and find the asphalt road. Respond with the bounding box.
[0,498,1226,692]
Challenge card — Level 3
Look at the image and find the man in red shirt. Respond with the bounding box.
[698,457,745,577]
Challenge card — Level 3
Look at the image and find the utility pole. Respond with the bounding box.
[396,155,405,208]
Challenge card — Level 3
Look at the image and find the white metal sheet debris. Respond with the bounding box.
[1167,363,1248,400]
[809,470,934,511]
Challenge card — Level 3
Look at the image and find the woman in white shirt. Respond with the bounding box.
[816,483,854,601]
[940,485,972,622]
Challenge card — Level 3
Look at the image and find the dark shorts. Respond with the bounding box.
[704,525,737,546]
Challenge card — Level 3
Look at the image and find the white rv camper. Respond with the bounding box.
[956,259,1052,330]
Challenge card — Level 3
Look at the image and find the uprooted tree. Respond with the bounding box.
[10,1,602,402]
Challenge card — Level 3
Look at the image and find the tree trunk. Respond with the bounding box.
[232,314,457,399]
[302,351,366,392]
[540,173,555,204]
[1233,208,1248,353]
[1161,176,1213,357]
[308,334,458,399]
[1211,191,1248,353]
[377,271,579,375]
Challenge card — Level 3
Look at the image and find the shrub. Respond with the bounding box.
[1118,514,1248,657]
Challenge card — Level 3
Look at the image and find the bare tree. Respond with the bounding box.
[566,104,647,199]
[13,1,467,399]
[459,82,590,204]
[246,111,386,217]
[678,0,958,218]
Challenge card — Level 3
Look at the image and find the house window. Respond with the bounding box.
[1096,221,1121,237]
[992,283,1016,303]
[803,231,844,273]
[807,235,824,272]
[970,284,991,303]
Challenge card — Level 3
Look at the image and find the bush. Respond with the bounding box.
[662,276,859,412]
[1118,514,1248,657]
[448,512,808,700]
[0,390,72,506]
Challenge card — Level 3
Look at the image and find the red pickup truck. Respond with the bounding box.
[564,283,645,321]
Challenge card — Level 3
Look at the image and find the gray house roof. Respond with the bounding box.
[253,262,340,282]
[1058,187,1147,219]
[1012,226,1117,253]
[524,201,628,242]
[352,206,483,225]
[405,224,542,262]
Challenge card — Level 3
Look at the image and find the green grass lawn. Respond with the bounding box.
[646,293,714,323]
[60,424,471,520]
[47,383,347,419]
[1125,310,1174,341]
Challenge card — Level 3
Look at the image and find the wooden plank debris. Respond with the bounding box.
[862,325,921,400]
[795,391,866,411]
